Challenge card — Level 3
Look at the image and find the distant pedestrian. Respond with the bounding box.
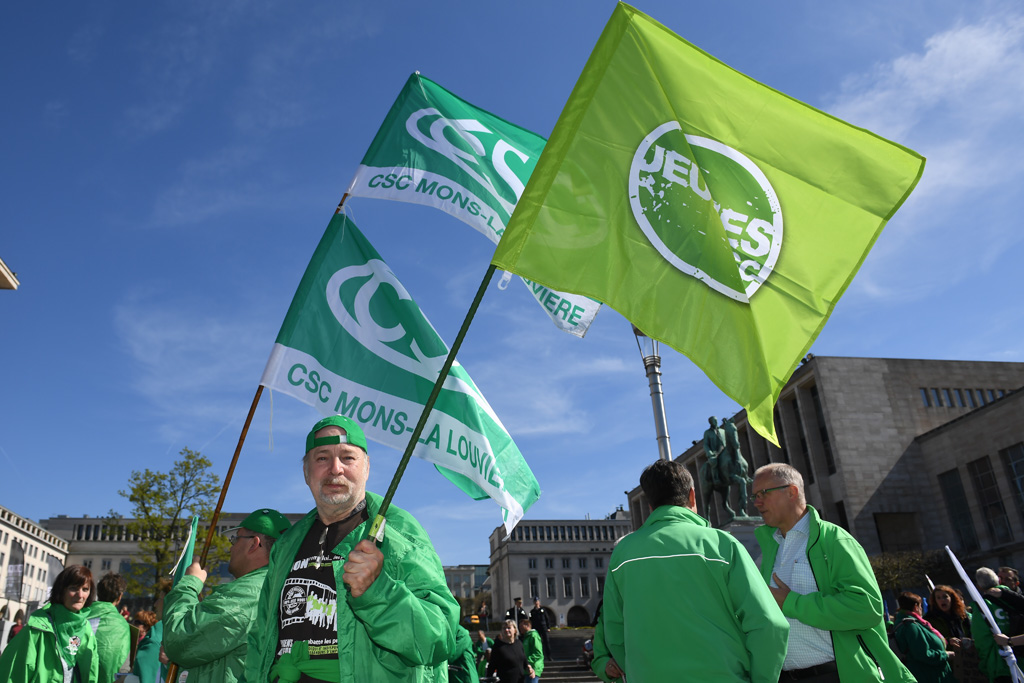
[519,618,543,683]
[529,597,551,660]
[505,597,528,626]
[487,620,527,683]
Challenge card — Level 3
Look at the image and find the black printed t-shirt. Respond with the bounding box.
[276,501,368,683]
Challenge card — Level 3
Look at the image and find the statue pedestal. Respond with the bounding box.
[720,516,764,564]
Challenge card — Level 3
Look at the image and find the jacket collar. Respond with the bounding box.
[645,504,710,528]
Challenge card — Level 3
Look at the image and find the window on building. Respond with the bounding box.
[989,389,998,402]
[938,468,980,553]
[563,576,573,598]
[545,558,554,570]
[530,577,539,599]
[83,559,93,569]
[27,565,34,579]
[546,577,555,598]
[955,389,966,407]
[977,389,987,405]
[595,557,604,569]
[577,558,586,569]
[1000,443,1024,530]
[966,389,978,408]
[562,558,571,569]
[0,552,4,565]
[588,527,595,541]
[967,456,1013,544]
[931,388,943,407]
[810,386,836,475]
[531,526,538,541]
[580,576,590,597]
[920,388,930,407]
[528,558,537,569]
[999,389,1007,397]
[942,388,954,407]
[119,560,131,574]
[545,526,552,541]
[597,575,604,594]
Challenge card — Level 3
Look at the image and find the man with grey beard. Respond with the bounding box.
[246,415,459,683]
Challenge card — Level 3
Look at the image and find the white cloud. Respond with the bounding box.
[821,9,1024,305]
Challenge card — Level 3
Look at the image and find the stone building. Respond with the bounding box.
[41,511,306,610]
[487,510,631,628]
[627,355,1024,570]
[444,564,489,599]
[0,505,68,639]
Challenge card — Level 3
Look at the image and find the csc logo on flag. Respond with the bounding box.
[629,121,783,303]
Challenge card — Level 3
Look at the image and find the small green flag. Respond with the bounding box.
[345,73,602,337]
[492,3,925,444]
[170,516,199,585]
[261,214,540,531]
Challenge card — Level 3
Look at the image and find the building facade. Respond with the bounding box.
[0,505,68,630]
[444,564,489,599]
[488,511,631,628]
[627,356,1024,570]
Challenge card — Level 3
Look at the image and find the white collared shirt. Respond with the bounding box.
[772,512,835,670]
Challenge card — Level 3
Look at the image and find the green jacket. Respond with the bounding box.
[971,591,1020,682]
[133,620,164,683]
[601,505,788,682]
[162,566,268,683]
[449,626,480,683]
[82,600,130,683]
[893,610,954,682]
[246,492,460,682]
[0,603,99,683]
[755,506,914,682]
[521,629,543,677]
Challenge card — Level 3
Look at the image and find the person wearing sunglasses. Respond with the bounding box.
[752,463,913,683]
[161,508,292,683]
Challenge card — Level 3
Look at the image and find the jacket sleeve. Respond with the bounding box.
[347,526,459,668]
[163,574,256,668]
[0,625,35,682]
[783,536,884,631]
[601,557,627,675]
[590,614,622,683]
[246,562,279,683]
[728,539,789,683]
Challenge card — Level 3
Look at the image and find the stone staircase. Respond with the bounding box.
[543,630,602,683]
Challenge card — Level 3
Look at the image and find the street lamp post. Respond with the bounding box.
[633,326,672,461]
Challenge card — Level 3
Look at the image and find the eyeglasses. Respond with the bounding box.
[751,484,792,501]
[229,534,258,544]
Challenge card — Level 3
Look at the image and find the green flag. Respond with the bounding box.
[261,213,539,531]
[170,516,198,585]
[345,73,602,337]
[492,3,925,444]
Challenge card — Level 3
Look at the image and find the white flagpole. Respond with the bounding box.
[945,546,1024,683]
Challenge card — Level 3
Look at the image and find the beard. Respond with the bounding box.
[315,477,358,508]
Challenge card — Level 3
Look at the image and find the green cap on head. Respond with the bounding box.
[224,508,292,539]
[305,415,368,455]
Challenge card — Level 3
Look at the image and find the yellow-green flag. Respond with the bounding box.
[492,2,925,444]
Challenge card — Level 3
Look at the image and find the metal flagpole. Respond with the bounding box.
[633,326,672,461]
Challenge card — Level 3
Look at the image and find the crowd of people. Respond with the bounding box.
[0,415,1022,683]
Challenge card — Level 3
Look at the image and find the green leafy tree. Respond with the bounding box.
[110,448,229,600]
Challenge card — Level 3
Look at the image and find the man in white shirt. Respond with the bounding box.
[752,463,913,683]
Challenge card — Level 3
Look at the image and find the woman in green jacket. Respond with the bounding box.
[893,592,954,683]
[0,564,100,683]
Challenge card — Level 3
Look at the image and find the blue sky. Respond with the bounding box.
[2,0,1023,566]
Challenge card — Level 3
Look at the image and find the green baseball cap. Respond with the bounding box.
[305,415,368,455]
[224,508,292,539]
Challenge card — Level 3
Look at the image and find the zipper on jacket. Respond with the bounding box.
[858,634,884,680]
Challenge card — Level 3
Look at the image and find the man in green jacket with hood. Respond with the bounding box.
[162,507,292,683]
[246,415,459,683]
[752,463,914,682]
[596,459,789,682]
